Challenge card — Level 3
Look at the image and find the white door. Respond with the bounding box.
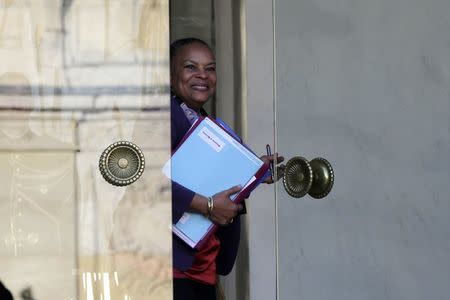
[0,1,172,299]
[274,0,450,299]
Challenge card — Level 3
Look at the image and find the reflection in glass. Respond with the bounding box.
[0,1,172,299]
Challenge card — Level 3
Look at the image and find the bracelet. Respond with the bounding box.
[207,196,214,217]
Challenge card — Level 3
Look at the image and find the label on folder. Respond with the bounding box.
[163,116,265,248]
[198,127,225,152]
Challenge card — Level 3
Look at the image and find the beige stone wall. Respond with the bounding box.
[0,1,172,299]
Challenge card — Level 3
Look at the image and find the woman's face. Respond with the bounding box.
[170,43,216,110]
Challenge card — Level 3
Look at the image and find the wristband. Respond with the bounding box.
[207,196,214,217]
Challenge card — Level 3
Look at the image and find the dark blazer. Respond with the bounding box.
[171,96,241,275]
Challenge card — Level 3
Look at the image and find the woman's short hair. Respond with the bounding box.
[170,38,212,61]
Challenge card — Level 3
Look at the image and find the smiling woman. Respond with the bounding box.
[170,38,217,110]
[169,38,244,300]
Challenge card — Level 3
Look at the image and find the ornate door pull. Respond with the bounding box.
[282,156,334,199]
[99,141,145,186]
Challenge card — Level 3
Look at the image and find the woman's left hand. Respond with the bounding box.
[260,153,285,184]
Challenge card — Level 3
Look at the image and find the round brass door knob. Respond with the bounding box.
[282,156,334,199]
[282,156,313,198]
[308,157,334,199]
[99,141,145,186]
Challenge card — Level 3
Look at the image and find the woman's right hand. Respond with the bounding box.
[209,185,243,226]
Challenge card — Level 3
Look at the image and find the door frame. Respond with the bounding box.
[215,0,277,299]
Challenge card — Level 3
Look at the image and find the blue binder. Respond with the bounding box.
[163,116,269,249]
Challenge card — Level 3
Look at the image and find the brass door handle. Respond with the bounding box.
[99,141,145,186]
[282,156,334,199]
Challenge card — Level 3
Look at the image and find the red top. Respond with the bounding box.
[173,234,220,285]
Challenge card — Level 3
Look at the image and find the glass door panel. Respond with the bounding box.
[0,1,172,299]
[274,0,450,299]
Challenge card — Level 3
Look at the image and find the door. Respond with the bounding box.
[0,1,172,299]
[274,0,450,299]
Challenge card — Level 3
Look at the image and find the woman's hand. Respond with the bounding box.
[209,185,243,226]
[260,153,285,184]
[189,186,243,226]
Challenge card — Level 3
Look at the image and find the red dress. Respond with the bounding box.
[173,234,220,285]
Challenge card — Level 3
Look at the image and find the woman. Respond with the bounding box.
[170,38,282,299]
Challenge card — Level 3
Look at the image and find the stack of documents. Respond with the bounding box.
[163,116,269,249]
